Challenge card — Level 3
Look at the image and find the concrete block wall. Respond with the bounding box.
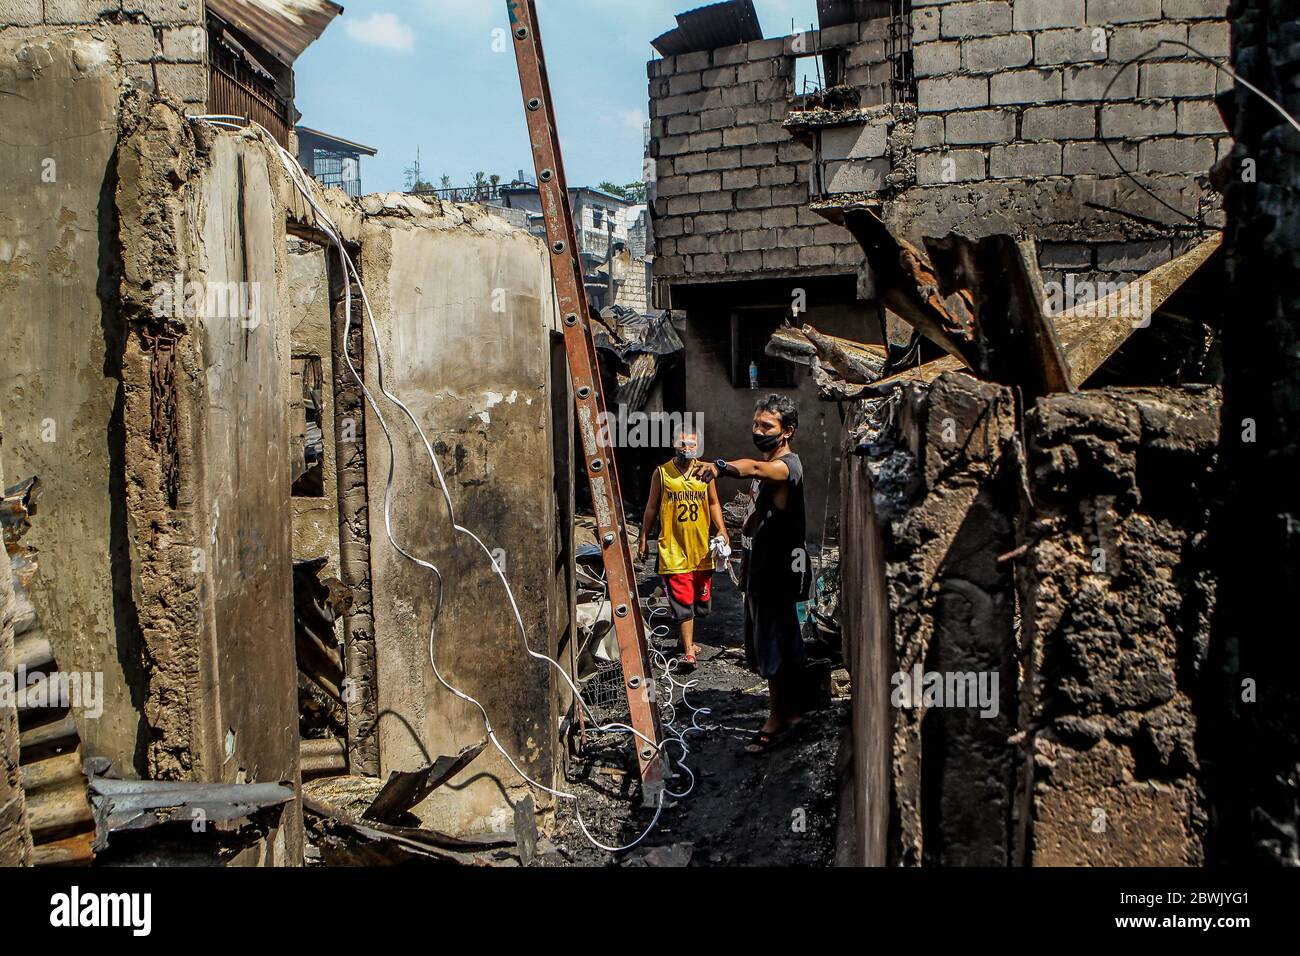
[648,20,896,285]
[898,0,1233,291]
[0,0,207,107]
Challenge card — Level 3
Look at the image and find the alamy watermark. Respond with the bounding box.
[597,407,704,451]
[891,664,1000,719]
[1,668,104,719]
[152,272,264,329]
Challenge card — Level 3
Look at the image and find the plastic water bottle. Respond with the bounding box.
[748,361,759,390]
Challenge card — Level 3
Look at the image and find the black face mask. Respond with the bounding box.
[753,432,782,453]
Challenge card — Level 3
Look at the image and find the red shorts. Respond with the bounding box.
[661,570,713,622]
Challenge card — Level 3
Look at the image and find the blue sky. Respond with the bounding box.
[295,0,821,195]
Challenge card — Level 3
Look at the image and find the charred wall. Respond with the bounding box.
[1205,0,1300,867]
[0,414,33,867]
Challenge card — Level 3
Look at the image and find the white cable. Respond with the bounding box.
[187,116,679,852]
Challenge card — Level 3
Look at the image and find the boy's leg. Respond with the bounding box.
[679,616,697,657]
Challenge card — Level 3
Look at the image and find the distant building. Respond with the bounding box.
[497,185,641,311]
[296,127,378,198]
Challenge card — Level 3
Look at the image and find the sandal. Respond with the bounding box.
[744,728,783,755]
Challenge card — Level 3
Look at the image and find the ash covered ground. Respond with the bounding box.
[549,569,847,868]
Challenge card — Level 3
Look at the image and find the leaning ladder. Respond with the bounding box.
[506,0,668,804]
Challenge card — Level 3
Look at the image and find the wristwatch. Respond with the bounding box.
[714,458,730,477]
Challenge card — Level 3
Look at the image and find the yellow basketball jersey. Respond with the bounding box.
[657,461,712,574]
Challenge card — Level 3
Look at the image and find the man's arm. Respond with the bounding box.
[696,457,789,483]
[639,468,662,560]
[707,480,729,546]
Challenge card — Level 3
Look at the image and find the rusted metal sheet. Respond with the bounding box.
[923,234,1073,399]
[206,0,344,67]
[839,207,979,365]
[362,738,488,825]
[510,0,667,802]
[652,0,762,57]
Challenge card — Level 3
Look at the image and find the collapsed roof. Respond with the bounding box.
[652,0,763,57]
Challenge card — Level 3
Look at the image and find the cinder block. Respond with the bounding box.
[1176,99,1227,135]
[675,51,711,73]
[699,191,734,212]
[763,248,799,270]
[823,158,890,194]
[694,254,727,273]
[1022,104,1096,140]
[1039,243,1095,270]
[702,66,737,87]
[1063,140,1138,173]
[729,251,765,273]
[695,213,729,234]
[1109,22,1188,61]
[155,63,206,103]
[1161,0,1226,18]
[1062,64,1138,101]
[1100,101,1177,138]
[963,33,1033,72]
[674,152,709,176]
[916,148,987,184]
[1034,27,1109,66]
[1096,240,1172,272]
[1138,136,1217,173]
[736,105,769,125]
[689,130,723,151]
[821,123,890,161]
[917,74,989,112]
[723,83,758,107]
[656,175,690,198]
[0,0,44,26]
[914,40,961,77]
[771,184,808,206]
[669,72,703,95]
[990,68,1062,104]
[723,126,760,147]
[667,114,702,136]
[1086,0,1162,24]
[799,245,838,267]
[763,207,798,229]
[990,142,1063,178]
[1188,20,1229,58]
[712,44,748,66]
[1140,61,1217,98]
[778,141,813,163]
[746,37,786,60]
[912,6,941,43]
[735,186,774,209]
[109,23,161,61]
[759,164,795,187]
[914,114,945,148]
[706,146,743,171]
[940,2,1013,39]
[722,168,759,190]
[666,195,701,216]
[945,108,1017,144]
[44,0,119,24]
[161,25,206,62]
[741,144,779,167]
[700,107,737,130]
[688,172,722,193]
[737,58,778,83]
[1014,0,1086,30]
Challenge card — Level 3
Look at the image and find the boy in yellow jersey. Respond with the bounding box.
[638,428,729,666]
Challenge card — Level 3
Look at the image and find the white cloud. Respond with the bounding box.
[345,12,416,53]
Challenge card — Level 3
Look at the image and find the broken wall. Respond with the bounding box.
[840,372,1021,866]
[1016,386,1219,866]
[0,32,148,774]
[116,104,302,864]
[355,196,565,836]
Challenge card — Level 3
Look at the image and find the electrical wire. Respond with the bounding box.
[188,114,697,852]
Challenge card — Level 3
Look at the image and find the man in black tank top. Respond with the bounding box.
[694,394,808,754]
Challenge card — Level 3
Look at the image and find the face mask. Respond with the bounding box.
[753,432,782,453]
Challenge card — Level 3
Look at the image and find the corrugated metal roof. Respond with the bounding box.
[207,0,344,66]
[652,0,763,57]
[817,0,892,30]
